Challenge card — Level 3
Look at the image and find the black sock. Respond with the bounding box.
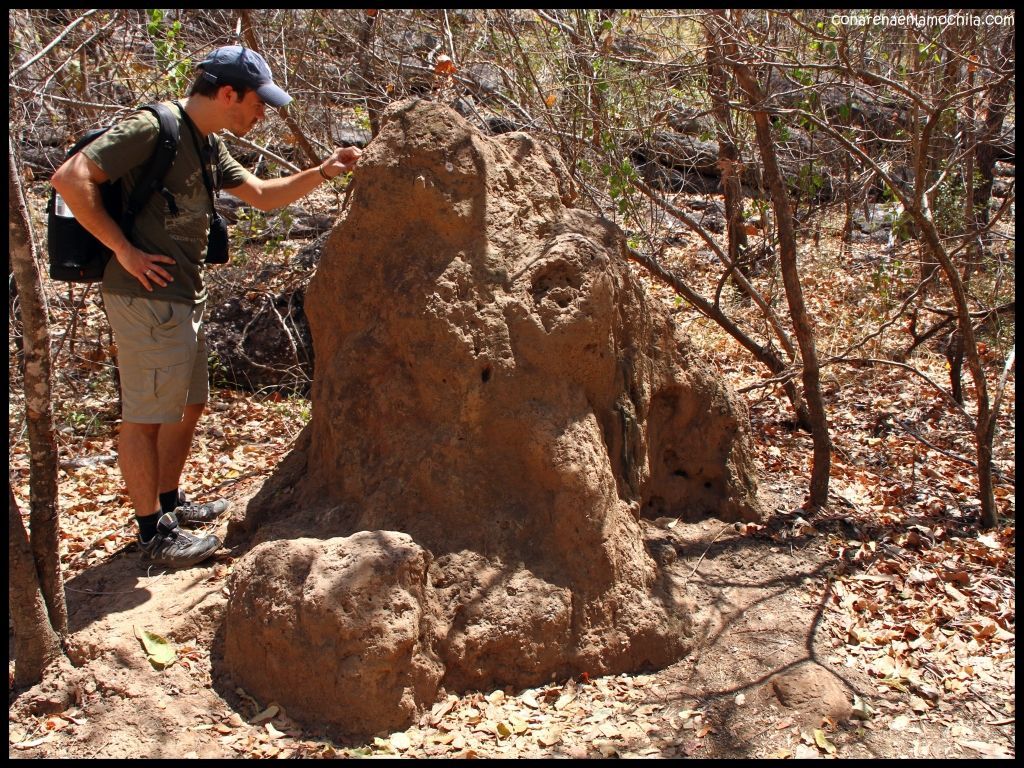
[137,512,160,541]
[159,489,181,514]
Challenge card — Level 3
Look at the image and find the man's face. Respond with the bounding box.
[227,88,266,135]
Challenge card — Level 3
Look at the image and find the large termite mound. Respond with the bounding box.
[220,99,762,737]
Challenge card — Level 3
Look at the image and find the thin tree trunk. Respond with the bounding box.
[902,53,998,527]
[9,483,65,687]
[359,10,382,137]
[793,100,1004,529]
[721,33,832,508]
[705,25,751,279]
[9,136,68,634]
[914,219,998,528]
[971,32,1014,256]
[238,10,321,166]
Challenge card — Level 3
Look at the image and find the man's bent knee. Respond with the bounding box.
[121,421,161,438]
[184,401,207,417]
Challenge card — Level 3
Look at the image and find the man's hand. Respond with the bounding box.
[115,242,177,292]
[321,145,363,178]
[227,145,365,211]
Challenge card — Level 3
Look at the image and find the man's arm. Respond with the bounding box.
[50,153,176,291]
[226,146,361,212]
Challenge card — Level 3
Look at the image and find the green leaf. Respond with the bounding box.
[135,627,176,669]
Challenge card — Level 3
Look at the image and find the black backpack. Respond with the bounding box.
[47,103,179,283]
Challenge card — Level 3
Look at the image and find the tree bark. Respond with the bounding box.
[9,483,65,687]
[9,136,68,634]
[970,31,1014,252]
[705,24,751,278]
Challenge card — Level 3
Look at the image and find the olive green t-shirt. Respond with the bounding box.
[83,101,252,305]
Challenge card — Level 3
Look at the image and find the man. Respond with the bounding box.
[50,46,361,568]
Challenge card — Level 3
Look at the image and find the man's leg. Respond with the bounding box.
[158,401,205,497]
[119,421,162,519]
[104,293,220,566]
[124,416,220,567]
[159,399,230,525]
[156,316,228,525]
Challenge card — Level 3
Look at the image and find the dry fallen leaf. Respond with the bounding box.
[909,695,931,712]
[814,728,837,754]
[430,697,456,724]
[555,692,576,710]
[961,740,1012,758]
[390,731,411,751]
[851,695,876,720]
[250,704,279,724]
[537,726,562,746]
[889,714,911,731]
[795,743,820,759]
[433,55,457,75]
[134,627,176,670]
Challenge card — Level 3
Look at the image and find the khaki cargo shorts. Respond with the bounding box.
[103,293,209,424]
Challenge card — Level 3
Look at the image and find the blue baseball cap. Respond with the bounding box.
[197,45,292,108]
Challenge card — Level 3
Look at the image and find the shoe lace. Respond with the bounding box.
[156,522,191,547]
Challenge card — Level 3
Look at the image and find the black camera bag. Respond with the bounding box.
[47,103,179,282]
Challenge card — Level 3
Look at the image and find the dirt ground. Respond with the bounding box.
[8,464,1015,759]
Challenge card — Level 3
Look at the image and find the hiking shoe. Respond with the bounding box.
[174,490,229,527]
[140,512,220,568]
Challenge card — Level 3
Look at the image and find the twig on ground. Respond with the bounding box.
[684,524,732,583]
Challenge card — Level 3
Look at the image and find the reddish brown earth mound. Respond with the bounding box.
[221,99,762,737]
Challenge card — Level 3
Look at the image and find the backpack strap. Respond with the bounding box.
[120,102,180,235]
[174,100,219,208]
